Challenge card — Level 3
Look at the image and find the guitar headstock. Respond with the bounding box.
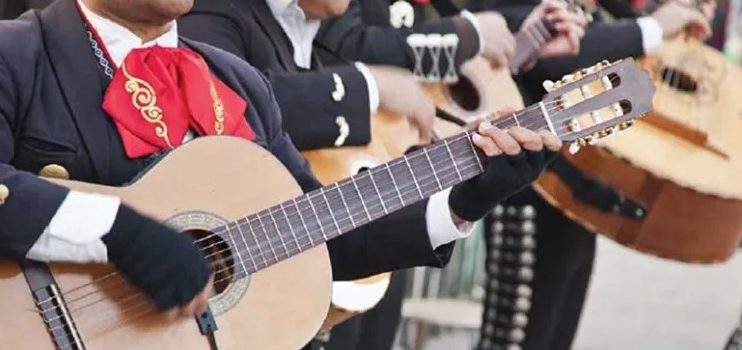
[540,58,655,152]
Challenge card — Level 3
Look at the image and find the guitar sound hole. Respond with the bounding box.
[445,76,481,112]
[187,229,233,295]
[658,67,698,93]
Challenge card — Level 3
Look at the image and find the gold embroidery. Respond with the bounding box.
[122,63,174,148]
[210,82,225,135]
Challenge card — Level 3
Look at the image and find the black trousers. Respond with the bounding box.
[479,189,596,350]
[322,270,407,350]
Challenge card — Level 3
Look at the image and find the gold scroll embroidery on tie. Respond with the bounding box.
[122,63,174,148]
[210,81,225,135]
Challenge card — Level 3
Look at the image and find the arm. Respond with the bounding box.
[316,0,481,79]
[0,57,69,259]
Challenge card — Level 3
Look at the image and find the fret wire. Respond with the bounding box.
[402,155,424,197]
[367,170,388,215]
[279,202,302,252]
[422,146,443,189]
[319,187,342,234]
[384,162,406,207]
[306,192,330,241]
[350,175,372,221]
[293,198,314,246]
[443,138,463,181]
[333,182,357,228]
[464,132,485,172]
[256,214,280,261]
[246,219,269,268]
[234,223,259,269]
[224,225,248,274]
[267,207,290,256]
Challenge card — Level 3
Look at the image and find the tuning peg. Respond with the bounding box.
[618,120,635,130]
[568,143,581,154]
[542,80,555,92]
[598,128,615,138]
[561,74,575,84]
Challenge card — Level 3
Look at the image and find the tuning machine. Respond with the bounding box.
[618,120,635,130]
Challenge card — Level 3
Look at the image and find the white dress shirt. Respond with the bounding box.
[27,0,473,263]
[636,17,664,52]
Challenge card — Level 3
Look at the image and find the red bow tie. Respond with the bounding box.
[103,46,255,158]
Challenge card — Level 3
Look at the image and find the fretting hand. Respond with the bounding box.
[103,204,213,319]
[521,0,587,58]
[448,116,562,223]
[368,65,435,143]
[474,11,517,69]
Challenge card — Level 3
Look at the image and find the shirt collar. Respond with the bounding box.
[77,0,179,67]
[266,0,301,18]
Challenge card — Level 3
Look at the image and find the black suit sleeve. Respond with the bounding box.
[243,63,454,281]
[0,56,69,259]
[179,9,372,151]
[316,0,480,78]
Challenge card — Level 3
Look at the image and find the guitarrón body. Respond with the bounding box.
[0,59,652,350]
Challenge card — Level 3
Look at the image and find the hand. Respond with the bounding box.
[368,65,435,143]
[651,1,712,40]
[103,204,213,318]
[521,0,587,58]
[474,12,516,69]
[448,118,562,222]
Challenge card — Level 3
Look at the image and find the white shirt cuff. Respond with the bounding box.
[426,188,475,249]
[354,62,380,115]
[26,191,120,263]
[459,10,485,56]
[636,17,664,52]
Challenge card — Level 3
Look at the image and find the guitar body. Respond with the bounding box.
[425,57,525,122]
[0,137,332,350]
[535,40,742,263]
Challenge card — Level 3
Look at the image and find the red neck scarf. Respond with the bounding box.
[102,46,256,158]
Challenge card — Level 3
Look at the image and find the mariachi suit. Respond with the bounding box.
[315,0,481,81]
[466,1,648,350]
[0,0,454,282]
[178,0,374,151]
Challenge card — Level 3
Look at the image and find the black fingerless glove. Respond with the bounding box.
[103,205,211,311]
[449,149,557,222]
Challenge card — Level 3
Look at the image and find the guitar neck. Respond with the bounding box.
[510,17,556,72]
[220,104,551,277]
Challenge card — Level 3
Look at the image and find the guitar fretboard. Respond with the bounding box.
[217,104,551,278]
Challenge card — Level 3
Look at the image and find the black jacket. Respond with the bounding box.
[0,0,452,281]
[179,0,374,151]
[315,0,481,78]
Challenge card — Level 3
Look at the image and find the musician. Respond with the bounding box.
[315,0,586,84]
[467,1,713,349]
[0,0,561,329]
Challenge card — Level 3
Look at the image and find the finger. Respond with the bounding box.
[472,126,502,157]
[496,106,517,117]
[479,123,521,155]
[538,129,563,151]
[508,127,543,152]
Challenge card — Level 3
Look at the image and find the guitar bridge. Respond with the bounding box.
[23,262,86,350]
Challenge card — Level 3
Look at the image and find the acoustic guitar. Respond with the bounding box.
[0,59,652,350]
[535,37,742,263]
